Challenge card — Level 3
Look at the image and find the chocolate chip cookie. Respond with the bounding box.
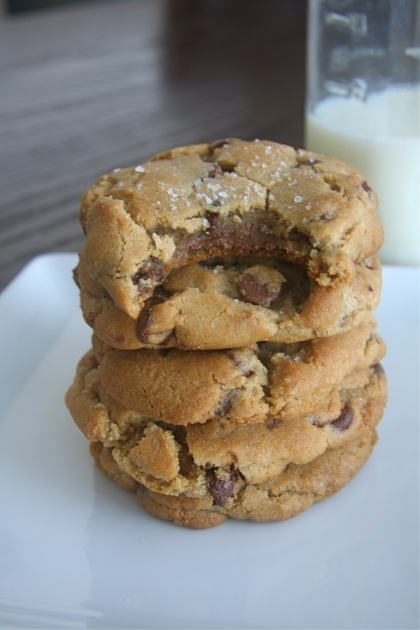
[65,343,386,496]
[92,430,379,528]
[82,317,384,427]
[76,252,382,350]
[79,139,383,327]
[66,137,387,530]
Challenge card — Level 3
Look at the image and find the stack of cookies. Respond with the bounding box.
[66,139,387,529]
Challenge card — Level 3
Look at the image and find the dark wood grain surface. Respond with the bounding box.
[0,0,307,291]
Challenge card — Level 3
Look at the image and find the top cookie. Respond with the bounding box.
[79,139,383,320]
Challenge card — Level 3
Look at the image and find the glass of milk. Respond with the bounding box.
[305,0,420,266]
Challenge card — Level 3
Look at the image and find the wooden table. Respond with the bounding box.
[0,0,307,291]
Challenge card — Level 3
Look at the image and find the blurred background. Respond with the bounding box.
[0,0,307,290]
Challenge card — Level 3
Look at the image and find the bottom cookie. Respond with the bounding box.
[91,429,378,529]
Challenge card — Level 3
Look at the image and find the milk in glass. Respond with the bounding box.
[306,86,420,266]
[305,0,420,266]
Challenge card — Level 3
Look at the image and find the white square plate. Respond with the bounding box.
[0,254,418,630]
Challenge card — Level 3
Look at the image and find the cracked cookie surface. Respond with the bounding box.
[79,139,383,321]
[87,316,385,426]
[65,346,386,497]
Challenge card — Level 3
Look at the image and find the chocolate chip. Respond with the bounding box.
[372,363,385,378]
[206,161,223,178]
[204,210,218,229]
[132,257,167,296]
[136,287,168,343]
[206,465,238,507]
[331,405,354,431]
[268,418,280,429]
[215,388,240,417]
[226,350,255,376]
[362,181,372,193]
[236,264,287,308]
[236,271,280,307]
